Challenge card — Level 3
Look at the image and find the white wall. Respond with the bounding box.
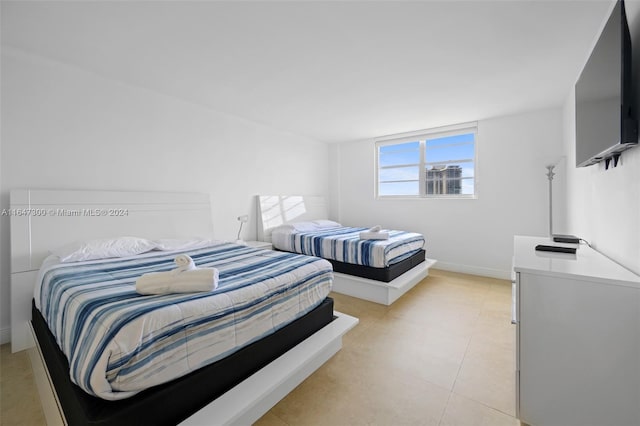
[562,0,640,275]
[333,108,565,279]
[0,48,330,343]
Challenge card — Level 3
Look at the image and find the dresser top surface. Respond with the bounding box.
[513,236,640,288]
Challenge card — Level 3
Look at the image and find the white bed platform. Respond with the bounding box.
[257,195,436,305]
[333,259,436,305]
[29,312,357,426]
[10,189,357,425]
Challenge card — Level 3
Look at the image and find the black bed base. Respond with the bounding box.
[328,249,425,282]
[276,249,425,283]
[31,297,334,426]
[274,249,426,283]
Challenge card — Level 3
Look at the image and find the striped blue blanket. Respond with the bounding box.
[272,226,425,268]
[36,243,333,400]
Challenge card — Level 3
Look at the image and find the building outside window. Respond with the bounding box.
[426,165,463,195]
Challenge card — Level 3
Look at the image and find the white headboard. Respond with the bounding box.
[256,195,328,243]
[10,189,213,352]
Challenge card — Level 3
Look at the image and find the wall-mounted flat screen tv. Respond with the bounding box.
[575,0,638,167]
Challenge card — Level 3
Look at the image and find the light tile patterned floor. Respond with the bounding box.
[0,269,520,425]
[257,270,519,426]
[0,342,46,425]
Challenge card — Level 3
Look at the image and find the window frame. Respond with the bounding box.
[375,122,478,199]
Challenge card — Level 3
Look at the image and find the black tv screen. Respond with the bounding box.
[575,0,637,167]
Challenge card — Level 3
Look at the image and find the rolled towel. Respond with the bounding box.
[359,231,389,240]
[369,225,382,232]
[136,268,219,295]
[173,254,196,274]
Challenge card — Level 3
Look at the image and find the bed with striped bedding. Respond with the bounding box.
[35,242,333,401]
[271,225,425,268]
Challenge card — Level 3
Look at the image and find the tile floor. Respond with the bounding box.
[0,341,46,425]
[0,269,520,425]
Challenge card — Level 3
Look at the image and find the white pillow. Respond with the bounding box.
[153,238,219,251]
[312,220,341,228]
[290,222,318,232]
[53,236,157,263]
[273,220,342,233]
[272,222,313,233]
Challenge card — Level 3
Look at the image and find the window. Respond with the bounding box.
[376,123,476,198]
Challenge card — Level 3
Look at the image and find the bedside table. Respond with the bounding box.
[243,240,273,250]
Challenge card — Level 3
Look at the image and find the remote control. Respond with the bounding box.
[552,234,580,244]
[535,245,576,254]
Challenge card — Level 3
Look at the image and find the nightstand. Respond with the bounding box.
[243,240,273,250]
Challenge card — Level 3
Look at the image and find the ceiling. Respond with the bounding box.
[1,0,612,143]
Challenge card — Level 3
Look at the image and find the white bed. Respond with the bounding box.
[10,189,358,425]
[257,195,437,305]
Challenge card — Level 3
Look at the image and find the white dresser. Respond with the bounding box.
[513,236,640,426]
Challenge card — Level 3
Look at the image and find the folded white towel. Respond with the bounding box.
[136,255,219,295]
[369,225,382,232]
[359,231,389,240]
[173,254,196,274]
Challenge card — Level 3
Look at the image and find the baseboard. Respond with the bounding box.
[0,326,10,345]
[432,262,511,280]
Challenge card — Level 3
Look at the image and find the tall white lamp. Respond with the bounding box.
[544,157,563,237]
[236,215,249,244]
[546,164,556,237]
